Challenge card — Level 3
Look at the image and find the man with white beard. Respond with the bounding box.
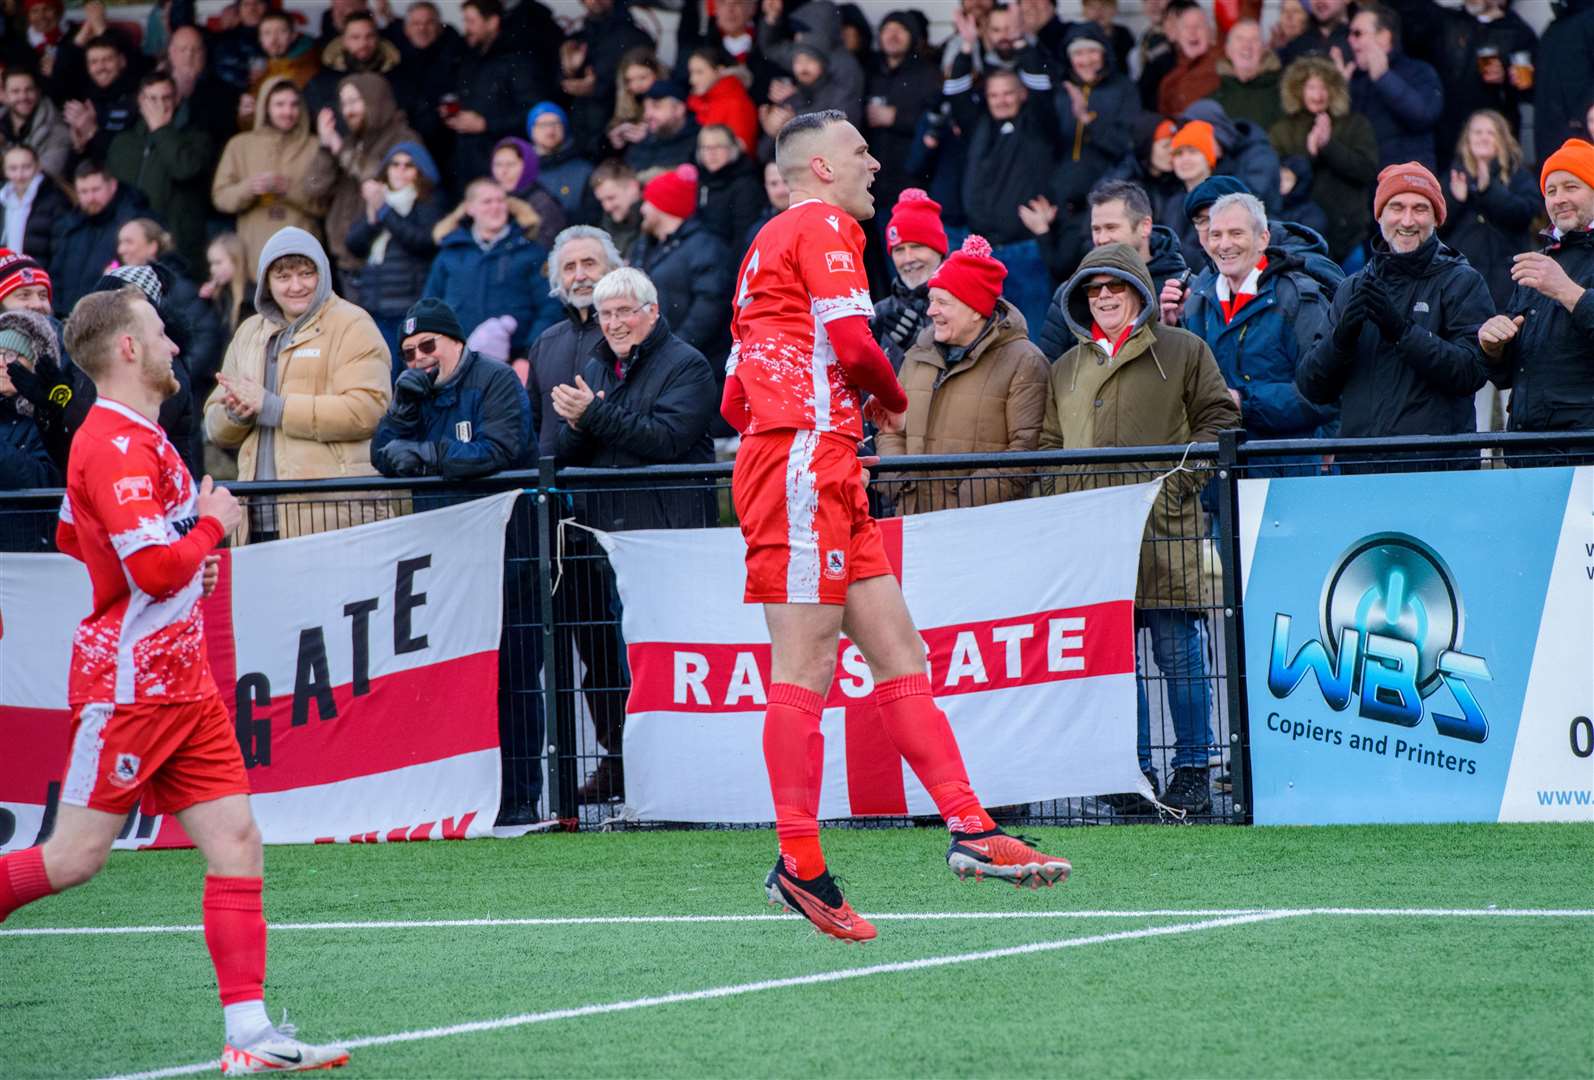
[524,225,625,456]
[871,188,949,369]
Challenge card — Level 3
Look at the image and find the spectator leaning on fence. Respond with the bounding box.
[1478,139,1594,441]
[526,225,623,457]
[551,266,718,803]
[1298,163,1492,466]
[205,227,391,541]
[1039,242,1240,817]
[876,235,1047,514]
[872,188,947,369]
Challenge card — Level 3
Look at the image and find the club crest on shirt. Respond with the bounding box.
[113,475,153,505]
[108,752,141,788]
[825,251,854,274]
[824,549,846,579]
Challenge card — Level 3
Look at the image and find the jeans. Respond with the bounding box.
[1135,609,1215,779]
[990,238,1051,340]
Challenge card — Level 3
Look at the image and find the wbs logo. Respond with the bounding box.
[1266,533,1490,743]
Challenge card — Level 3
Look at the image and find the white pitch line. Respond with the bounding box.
[97,910,1300,1080]
[7,907,1594,938]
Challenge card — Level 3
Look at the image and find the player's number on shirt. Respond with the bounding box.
[736,249,760,308]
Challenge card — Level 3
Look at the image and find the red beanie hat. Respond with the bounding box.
[0,249,52,305]
[885,188,948,256]
[927,235,1007,318]
[642,164,698,220]
[1541,138,1594,195]
[1373,161,1447,226]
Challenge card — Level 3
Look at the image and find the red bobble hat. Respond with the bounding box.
[0,249,51,305]
[885,188,948,256]
[927,235,1007,318]
[642,163,699,221]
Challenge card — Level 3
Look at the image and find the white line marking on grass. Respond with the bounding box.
[96,910,1300,1080]
[8,907,1594,938]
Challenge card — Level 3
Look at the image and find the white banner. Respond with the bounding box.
[0,492,518,852]
[596,484,1158,822]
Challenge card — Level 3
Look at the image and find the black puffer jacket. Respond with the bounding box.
[346,192,446,319]
[526,305,605,457]
[454,35,548,187]
[635,218,733,363]
[1297,234,1491,444]
[1036,224,1188,362]
[695,156,765,253]
[0,181,71,269]
[554,316,717,531]
[1489,226,1594,433]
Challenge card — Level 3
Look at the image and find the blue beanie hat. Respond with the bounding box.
[382,141,441,186]
[527,102,569,138]
[1184,175,1249,221]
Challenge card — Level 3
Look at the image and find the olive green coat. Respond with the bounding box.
[1040,243,1241,609]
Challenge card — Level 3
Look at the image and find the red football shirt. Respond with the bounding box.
[59,399,216,705]
[728,199,879,440]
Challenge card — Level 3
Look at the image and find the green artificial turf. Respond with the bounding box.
[2,823,1591,1078]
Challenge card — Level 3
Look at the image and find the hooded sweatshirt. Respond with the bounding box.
[250,227,336,483]
[303,73,420,273]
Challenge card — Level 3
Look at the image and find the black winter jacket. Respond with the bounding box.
[454,36,549,187]
[1297,235,1491,445]
[1489,226,1594,433]
[695,157,765,253]
[1036,225,1188,362]
[635,218,733,362]
[0,396,58,490]
[346,193,446,319]
[372,349,531,479]
[554,316,717,531]
[949,76,1057,247]
[872,277,931,370]
[48,187,146,316]
[0,181,71,269]
[1440,162,1539,307]
[526,306,605,458]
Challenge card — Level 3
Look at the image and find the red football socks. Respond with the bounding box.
[764,682,828,879]
[203,875,267,1006]
[876,674,996,835]
[0,847,56,923]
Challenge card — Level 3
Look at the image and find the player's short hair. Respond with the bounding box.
[64,287,145,382]
[1208,192,1269,237]
[775,109,850,181]
[592,267,658,309]
[1088,180,1153,226]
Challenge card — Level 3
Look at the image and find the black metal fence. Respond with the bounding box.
[3,430,1587,832]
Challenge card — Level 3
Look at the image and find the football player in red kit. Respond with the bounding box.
[723,111,1071,943]
[0,288,348,1074]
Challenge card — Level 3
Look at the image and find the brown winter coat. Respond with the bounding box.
[303,74,419,274]
[211,78,329,277]
[1040,243,1241,610]
[876,299,1049,514]
[205,291,393,541]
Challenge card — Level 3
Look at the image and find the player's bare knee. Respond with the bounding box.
[41,836,111,890]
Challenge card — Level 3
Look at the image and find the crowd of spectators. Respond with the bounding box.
[3,0,1594,818]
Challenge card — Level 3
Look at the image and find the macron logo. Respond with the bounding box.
[826,214,840,232]
[111,436,131,455]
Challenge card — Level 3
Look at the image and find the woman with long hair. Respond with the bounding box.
[200,233,256,338]
[1270,57,1380,263]
[608,47,667,154]
[1441,109,1538,433]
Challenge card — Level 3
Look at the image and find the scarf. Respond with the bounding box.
[1217,254,1267,324]
[1,174,43,253]
[366,184,418,266]
[1090,320,1135,357]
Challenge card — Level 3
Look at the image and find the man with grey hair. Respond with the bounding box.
[1173,190,1339,449]
[525,225,625,457]
[551,265,717,802]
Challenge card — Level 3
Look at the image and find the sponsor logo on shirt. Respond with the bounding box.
[112,475,153,505]
[825,251,855,274]
[292,347,322,358]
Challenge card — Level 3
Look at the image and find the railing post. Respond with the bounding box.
[535,455,577,824]
[1215,429,1253,825]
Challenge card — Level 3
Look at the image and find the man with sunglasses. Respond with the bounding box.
[371,296,531,480]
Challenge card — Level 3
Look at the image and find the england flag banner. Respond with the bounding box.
[0,491,518,853]
[596,483,1159,822]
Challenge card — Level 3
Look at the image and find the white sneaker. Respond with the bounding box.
[220,1019,349,1076]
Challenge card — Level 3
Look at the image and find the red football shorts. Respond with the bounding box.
[60,695,250,816]
[733,429,893,605]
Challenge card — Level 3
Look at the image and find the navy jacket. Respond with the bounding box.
[423,226,560,358]
[1488,226,1594,433]
[526,306,605,458]
[0,398,57,490]
[347,193,446,319]
[372,349,531,479]
[634,218,733,362]
[1349,54,1444,169]
[1298,235,1492,441]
